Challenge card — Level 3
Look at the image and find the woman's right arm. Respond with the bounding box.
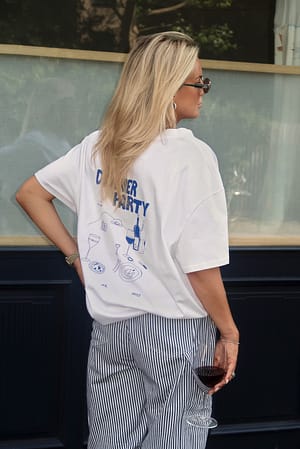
[16,176,84,284]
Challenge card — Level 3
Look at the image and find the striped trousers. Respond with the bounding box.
[87,314,216,449]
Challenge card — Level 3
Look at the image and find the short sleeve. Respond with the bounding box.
[35,142,84,213]
[175,189,229,273]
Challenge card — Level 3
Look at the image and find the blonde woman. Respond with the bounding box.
[16,32,239,449]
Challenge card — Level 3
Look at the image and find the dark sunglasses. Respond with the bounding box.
[182,77,212,94]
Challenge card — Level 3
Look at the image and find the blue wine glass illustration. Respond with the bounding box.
[83,233,100,261]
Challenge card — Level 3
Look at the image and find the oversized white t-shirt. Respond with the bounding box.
[35,127,229,324]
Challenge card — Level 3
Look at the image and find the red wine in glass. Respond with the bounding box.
[186,365,225,429]
[195,366,225,388]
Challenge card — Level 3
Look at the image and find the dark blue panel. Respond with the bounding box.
[0,246,300,449]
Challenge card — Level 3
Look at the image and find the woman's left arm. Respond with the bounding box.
[187,267,239,393]
[16,175,84,284]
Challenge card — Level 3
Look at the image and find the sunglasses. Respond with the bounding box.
[182,77,212,94]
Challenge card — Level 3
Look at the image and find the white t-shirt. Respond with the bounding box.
[35,127,229,324]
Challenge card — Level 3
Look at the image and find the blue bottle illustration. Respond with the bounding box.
[133,216,141,251]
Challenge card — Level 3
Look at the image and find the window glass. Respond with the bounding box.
[0,55,121,236]
[187,69,300,243]
[0,55,299,244]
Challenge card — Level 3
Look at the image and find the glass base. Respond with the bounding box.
[186,415,218,429]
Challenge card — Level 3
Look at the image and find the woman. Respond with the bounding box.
[16,32,239,449]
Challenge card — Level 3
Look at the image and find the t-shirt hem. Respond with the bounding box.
[90,309,209,325]
[182,257,229,274]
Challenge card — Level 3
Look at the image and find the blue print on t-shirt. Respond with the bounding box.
[95,169,150,218]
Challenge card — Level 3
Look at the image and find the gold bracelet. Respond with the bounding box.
[221,338,240,345]
[65,252,80,266]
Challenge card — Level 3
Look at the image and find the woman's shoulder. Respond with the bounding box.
[159,127,212,149]
[162,127,217,165]
[65,130,100,160]
[81,129,100,149]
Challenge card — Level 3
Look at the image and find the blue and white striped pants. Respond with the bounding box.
[87,314,216,449]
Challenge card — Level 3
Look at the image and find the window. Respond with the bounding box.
[0,0,276,62]
[1,0,299,245]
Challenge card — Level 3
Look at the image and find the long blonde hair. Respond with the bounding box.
[94,31,199,200]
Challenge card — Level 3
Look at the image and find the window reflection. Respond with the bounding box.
[0,0,276,64]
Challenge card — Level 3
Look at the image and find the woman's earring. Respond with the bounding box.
[173,102,177,110]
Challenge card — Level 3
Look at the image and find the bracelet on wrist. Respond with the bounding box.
[221,338,240,345]
[65,252,80,266]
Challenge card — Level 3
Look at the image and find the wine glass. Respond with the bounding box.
[82,233,101,261]
[185,344,226,429]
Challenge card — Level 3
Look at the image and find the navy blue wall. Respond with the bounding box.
[1,247,300,449]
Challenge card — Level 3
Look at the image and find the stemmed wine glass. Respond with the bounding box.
[82,233,101,261]
[185,343,226,429]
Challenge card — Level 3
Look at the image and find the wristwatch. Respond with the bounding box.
[65,252,80,266]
